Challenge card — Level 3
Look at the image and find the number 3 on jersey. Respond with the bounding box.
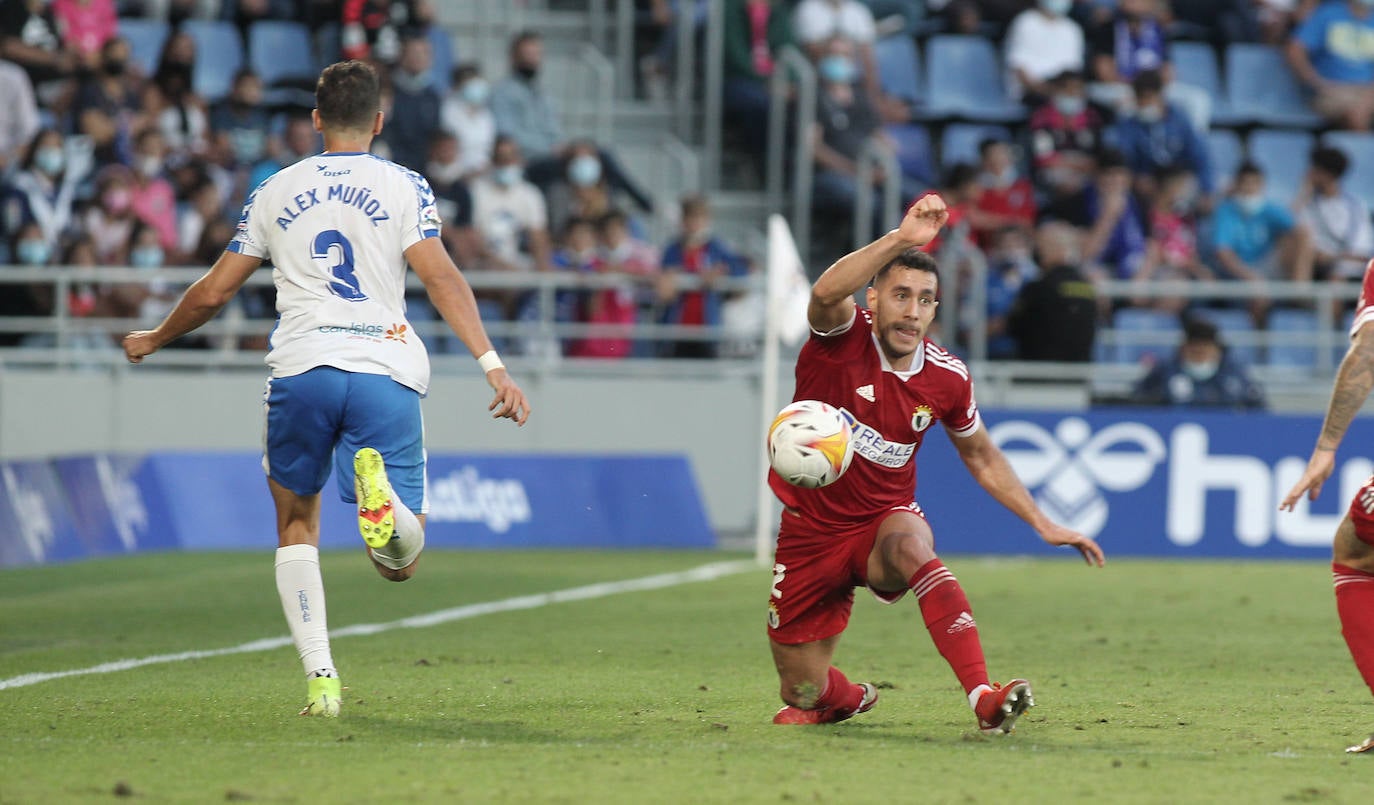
[313,229,367,301]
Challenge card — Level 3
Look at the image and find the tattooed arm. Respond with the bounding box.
[1280,323,1374,510]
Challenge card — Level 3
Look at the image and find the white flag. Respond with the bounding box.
[767,214,812,347]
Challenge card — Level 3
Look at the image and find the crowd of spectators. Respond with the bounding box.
[694,0,1374,392]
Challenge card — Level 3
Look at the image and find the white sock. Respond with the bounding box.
[968,684,993,710]
[368,497,424,570]
[275,544,336,677]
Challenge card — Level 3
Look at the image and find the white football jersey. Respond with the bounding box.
[229,151,442,394]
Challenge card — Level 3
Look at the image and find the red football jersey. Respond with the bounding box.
[1353,258,1374,338]
[770,308,980,531]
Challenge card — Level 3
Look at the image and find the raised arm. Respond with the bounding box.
[405,237,531,426]
[1281,322,1374,509]
[949,425,1106,566]
[808,193,948,333]
[123,250,262,362]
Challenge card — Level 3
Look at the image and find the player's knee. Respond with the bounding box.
[881,531,935,574]
[374,562,416,582]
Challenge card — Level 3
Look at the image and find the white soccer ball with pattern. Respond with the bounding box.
[767,400,855,488]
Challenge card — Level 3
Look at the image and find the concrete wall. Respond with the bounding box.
[0,367,781,534]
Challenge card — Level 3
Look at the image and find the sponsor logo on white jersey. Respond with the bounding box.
[841,408,916,469]
[855,384,875,402]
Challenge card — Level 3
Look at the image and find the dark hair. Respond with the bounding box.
[315,61,381,132]
[1094,147,1128,171]
[680,193,710,218]
[1051,69,1084,85]
[20,127,60,172]
[492,133,519,161]
[1310,145,1350,179]
[1154,163,1192,185]
[874,248,939,286]
[943,161,980,190]
[1182,316,1220,345]
[599,208,628,230]
[453,62,481,84]
[233,67,259,86]
[509,29,541,55]
[562,215,595,238]
[1235,160,1264,180]
[1131,69,1164,98]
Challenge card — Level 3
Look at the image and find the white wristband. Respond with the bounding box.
[477,350,504,373]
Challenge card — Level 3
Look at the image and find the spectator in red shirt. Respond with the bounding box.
[973,138,1037,247]
[341,0,434,68]
[52,0,116,65]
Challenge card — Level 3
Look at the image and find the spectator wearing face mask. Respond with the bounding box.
[82,165,137,261]
[491,29,654,213]
[470,135,553,316]
[2,128,87,251]
[1131,316,1265,410]
[1086,0,1211,132]
[0,221,53,346]
[70,37,140,166]
[1109,70,1213,205]
[1004,0,1086,104]
[383,33,443,172]
[128,126,179,256]
[1132,164,1214,312]
[1210,161,1308,325]
[440,63,496,180]
[972,138,1037,248]
[547,140,629,238]
[422,130,479,268]
[210,69,272,174]
[1029,70,1110,200]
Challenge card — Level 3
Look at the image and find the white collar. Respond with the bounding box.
[872,332,924,380]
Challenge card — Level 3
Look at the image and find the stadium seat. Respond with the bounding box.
[1247,129,1314,206]
[1171,41,1241,126]
[1109,308,1179,365]
[1205,129,1243,194]
[117,17,169,77]
[874,34,922,108]
[1224,44,1322,129]
[940,123,1011,170]
[248,21,316,87]
[1189,307,1258,366]
[1266,308,1319,367]
[428,26,455,94]
[184,20,244,102]
[1321,132,1374,212]
[923,35,1025,122]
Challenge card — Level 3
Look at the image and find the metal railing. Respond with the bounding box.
[765,47,817,267]
[852,136,903,250]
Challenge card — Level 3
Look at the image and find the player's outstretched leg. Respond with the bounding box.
[275,543,341,717]
[769,637,878,725]
[354,447,424,580]
[772,665,878,725]
[1333,514,1374,753]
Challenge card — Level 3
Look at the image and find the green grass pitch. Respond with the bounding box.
[2,549,1374,803]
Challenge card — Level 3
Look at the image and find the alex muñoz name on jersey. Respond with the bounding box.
[841,408,916,468]
[274,184,392,231]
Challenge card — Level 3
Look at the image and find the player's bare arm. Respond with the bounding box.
[949,425,1106,566]
[1282,322,1374,510]
[123,250,263,363]
[405,237,531,426]
[808,194,949,333]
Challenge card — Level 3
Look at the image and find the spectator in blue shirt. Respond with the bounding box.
[1131,316,1266,410]
[1109,70,1213,202]
[1210,161,1309,323]
[1285,0,1374,131]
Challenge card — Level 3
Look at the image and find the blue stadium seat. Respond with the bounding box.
[1267,308,1319,367]
[940,123,1011,170]
[1189,308,1258,366]
[248,21,315,87]
[1224,44,1322,129]
[1247,129,1314,206]
[885,122,936,186]
[874,34,922,107]
[1321,132,1374,212]
[184,20,244,102]
[1206,129,1243,194]
[923,35,1024,122]
[428,26,455,93]
[1171,41,1241,126]
[1110,308,1179,365]
[117,18,169,77]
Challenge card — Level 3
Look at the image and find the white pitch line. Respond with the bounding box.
[0,559,757,692]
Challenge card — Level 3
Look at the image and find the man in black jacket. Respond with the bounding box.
[1008,221,1097,361]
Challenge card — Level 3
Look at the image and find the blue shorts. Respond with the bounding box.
[263,366,427,513]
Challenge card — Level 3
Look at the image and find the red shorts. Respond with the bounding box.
[767,503,924,645]
[1349,476,1374,547]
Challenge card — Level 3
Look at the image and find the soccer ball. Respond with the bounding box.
[767,400,855,488]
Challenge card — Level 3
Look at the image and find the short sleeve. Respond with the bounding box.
[944,375,981,438]
[1293,8,1328,53]
[227,175,273,259]
[397,165,442,251]
[1210,205,1241,251]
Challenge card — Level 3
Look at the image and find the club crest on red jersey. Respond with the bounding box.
[911,404,934,432]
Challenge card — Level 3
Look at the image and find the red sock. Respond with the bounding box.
[1334,563,1374,698]
[813,665,865,719]
[910,559,989,695]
